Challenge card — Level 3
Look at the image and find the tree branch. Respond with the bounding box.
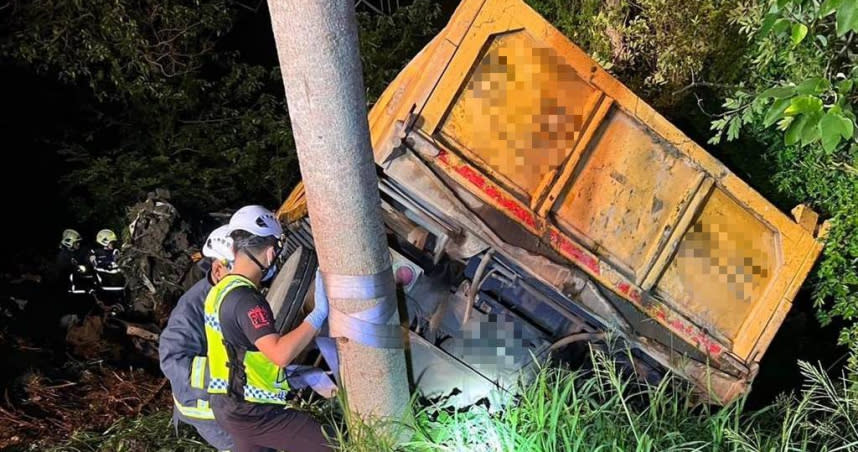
[673,81,743,96]
[837,32,854,60]
[178,117,240,124]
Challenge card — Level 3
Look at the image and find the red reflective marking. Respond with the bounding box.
[548,229,601,274]
[436,151,537,229]
[629,289,642,303]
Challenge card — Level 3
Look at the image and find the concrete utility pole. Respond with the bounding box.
[266,0,411,429]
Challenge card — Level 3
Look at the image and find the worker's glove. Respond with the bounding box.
[306,269,329,330]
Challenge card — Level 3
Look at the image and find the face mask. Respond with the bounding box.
[262,263,278,282]
[260,249,278,282]
[241,244,280,283]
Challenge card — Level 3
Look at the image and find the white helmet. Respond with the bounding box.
[96,229,118,247]
[61,229,82,249]
[202,225,235,263]
[228,205,283,239]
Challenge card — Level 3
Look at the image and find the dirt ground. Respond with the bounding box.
[0,335,171,450]
[0,192,203,450]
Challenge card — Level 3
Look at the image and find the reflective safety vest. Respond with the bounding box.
[204,274,291,404]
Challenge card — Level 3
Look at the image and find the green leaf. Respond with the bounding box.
[710,117,728,131]
[821,112,844,152]
[760,13,780,35]
[820,0,842,17]
[784,95,823,116]
[791,23,808,44]
[840,116,854,139]
[801,112,822,145]
[786,114,809,145]
[760,85,796,99]
[773,18,792,34]
[741,108,754,125]
[821,111,844,136]
[836,0,858,36]
[796,78,829,95]
[837,79,854,94]
[727,117,742,141]
[777,0,790,8]
[764,98,792,127]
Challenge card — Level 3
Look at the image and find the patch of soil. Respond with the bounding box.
[0,360,170,450]
[64,316,124,361]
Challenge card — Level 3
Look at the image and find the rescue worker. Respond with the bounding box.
[90,229,125,298]
[55,229,86,288]
[54,229,95,317]
[58,229,83,257]
[90,229,120,269]
[159,225,236,451]
[205,205,333,452]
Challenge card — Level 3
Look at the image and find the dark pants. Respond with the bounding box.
[173,408,235,451]
[212,395,333,452]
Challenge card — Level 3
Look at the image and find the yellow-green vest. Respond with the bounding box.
[204,274,290,404]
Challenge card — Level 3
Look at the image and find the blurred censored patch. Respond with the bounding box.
[441,31,600,197]
[680,220,770,296]
[669,189,777,304]
[656,189,780,338]
[459,313,531,373]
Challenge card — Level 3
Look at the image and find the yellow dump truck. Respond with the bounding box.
[275,0,826,405]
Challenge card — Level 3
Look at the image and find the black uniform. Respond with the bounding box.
[211,286,332,452]
[52,246,95,316]
[91,247,119,269]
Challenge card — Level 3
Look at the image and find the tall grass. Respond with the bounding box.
[47,350,857,451]
[335,350,858,452]
[47,411,212,452]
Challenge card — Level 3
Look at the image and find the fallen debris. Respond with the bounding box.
[65,315,123,361]
[119,189,200,324]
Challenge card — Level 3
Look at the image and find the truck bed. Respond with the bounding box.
[362,0,826,403]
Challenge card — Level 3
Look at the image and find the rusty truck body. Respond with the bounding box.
[273,0,826,405]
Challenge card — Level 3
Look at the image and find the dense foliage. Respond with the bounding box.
[1,0,442,229]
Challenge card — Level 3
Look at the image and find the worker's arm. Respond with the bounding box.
[159,293,204,391]
[255,270,329,368]
[254,321,318,368]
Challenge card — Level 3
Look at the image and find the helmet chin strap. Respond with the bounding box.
[242,248,270,274]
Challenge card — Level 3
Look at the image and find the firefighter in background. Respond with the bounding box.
[91,229,120,268]
[90,229,125,298]
[56,229,83,278]
[55,229,93,295]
